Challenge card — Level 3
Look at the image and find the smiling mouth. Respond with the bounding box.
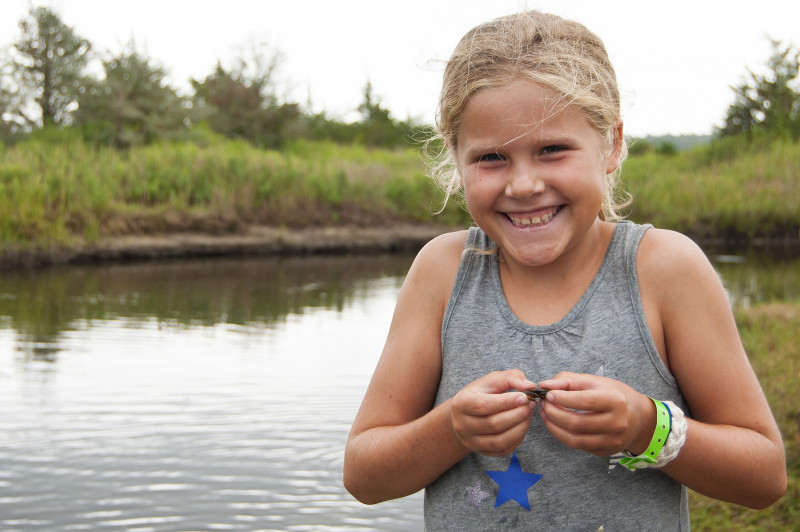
[507,206,562,227]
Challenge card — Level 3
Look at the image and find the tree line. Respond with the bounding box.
[1,6,798,152]
[717,39,800,140]
[0,6,430,149]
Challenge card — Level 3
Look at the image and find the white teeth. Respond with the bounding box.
[509,210,556,227]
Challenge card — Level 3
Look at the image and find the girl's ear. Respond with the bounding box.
[605,120,624,174]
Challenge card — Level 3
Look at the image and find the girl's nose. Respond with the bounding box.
[505,170,545,199]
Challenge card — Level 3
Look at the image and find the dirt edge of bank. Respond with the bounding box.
[2,223,799,271]
[0,224,456,270]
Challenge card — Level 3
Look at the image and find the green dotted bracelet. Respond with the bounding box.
[619,397,671,471]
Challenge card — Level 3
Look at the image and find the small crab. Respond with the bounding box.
[523,388,550,401]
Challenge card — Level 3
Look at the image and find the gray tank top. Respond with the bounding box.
[424,221,690,531]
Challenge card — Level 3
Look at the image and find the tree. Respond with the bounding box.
[717,39,800,139]
[355,80,414,148]
[5,6,91,128]
[191,63,267,141]
[190,41,300,148]
[74,42,187,147]
[357,80,391,125]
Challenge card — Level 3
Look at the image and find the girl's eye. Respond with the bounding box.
[478,152,505,163]
[541,145,567,155]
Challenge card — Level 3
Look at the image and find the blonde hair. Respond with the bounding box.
[429,10,630,221]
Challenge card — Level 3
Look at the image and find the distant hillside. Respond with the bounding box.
[629,134,712,151]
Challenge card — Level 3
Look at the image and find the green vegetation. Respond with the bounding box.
[717,40,800,140]
[690,302,800,531]
[0,134,469,250]
[623,135,800,241]
[623,39,800,243]
[1,131,798,252]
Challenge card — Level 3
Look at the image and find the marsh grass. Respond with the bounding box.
[689,302,800,530]
[0,138,469,247]
[623,137,800,240]
[0,135,797,248]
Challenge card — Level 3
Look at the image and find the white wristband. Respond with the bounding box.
[655,401,687,467]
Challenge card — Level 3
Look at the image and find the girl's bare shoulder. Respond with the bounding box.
[399,230,467,306]
[410,229,469,284]
[637,227,710,276]
[636,227,721,304]
[423,229,470,256]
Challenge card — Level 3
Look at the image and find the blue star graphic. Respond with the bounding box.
[485,452,543,511]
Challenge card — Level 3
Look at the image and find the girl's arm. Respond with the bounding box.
[539,229,786,509]
[639,229,786,507]
[343,232,536,504]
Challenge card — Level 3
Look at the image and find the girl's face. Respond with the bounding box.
[455,80,621,269]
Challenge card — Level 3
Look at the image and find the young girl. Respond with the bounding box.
[343,10,785,530]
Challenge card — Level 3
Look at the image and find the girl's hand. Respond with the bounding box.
[450,370,538,456]
[537,372,655,456]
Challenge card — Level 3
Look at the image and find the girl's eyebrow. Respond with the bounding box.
[464,143,499,153]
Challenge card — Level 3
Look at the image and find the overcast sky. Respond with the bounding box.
[1,0,799,137]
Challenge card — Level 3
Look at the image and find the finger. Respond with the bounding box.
[454,398,532,440]
[458,370,537,417]
[541,401,611,434]
[542,415,620,454]
[474,369,537,395]
[541,402,628,451]
[469,412,534,455]
[538,371,602,392]
[457,388,531,417]
[545,388,615,413]
[461,401,534,435]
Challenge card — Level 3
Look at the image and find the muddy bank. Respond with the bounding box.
[0,224,456,270]
[2,222,798,271]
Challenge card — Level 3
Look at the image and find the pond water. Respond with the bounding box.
[1,247,798,531]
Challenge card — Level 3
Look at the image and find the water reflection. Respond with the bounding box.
[0,249,797,530]
[708,249,800,307]
[1,254,414,361]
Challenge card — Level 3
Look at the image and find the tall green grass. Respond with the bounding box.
[0,137,468,247]
[623,136,800,240]
[0,134,798,248]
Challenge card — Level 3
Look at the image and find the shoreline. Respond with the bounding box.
[0,224,455,270]
[1,223,798,271]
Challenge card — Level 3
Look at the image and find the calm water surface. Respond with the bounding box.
[1,249,798,531]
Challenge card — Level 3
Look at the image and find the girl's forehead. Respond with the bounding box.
[458,81,591,142]
[465,81,569,121]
